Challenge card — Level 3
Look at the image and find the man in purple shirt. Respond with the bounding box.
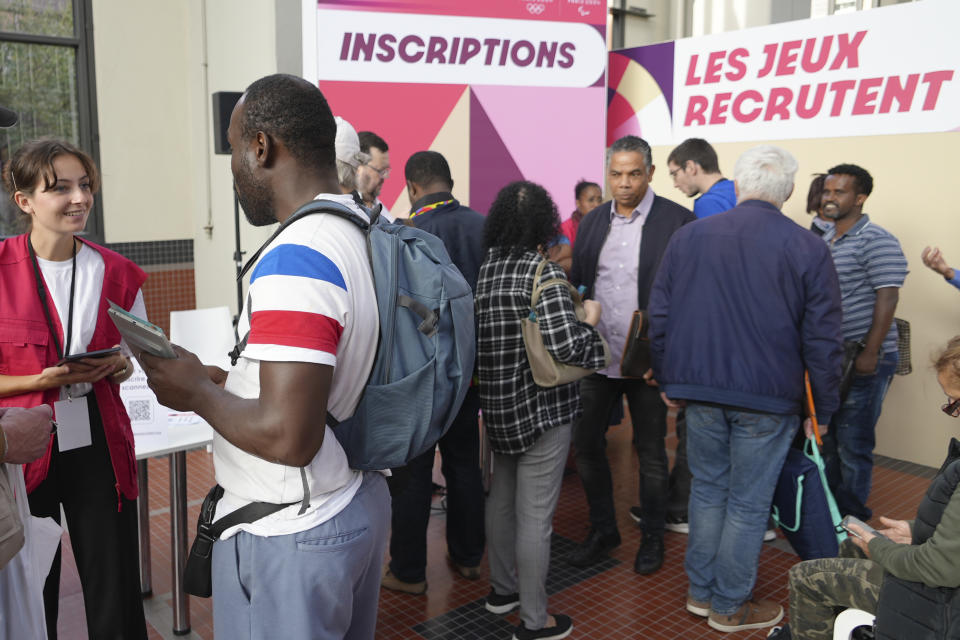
[569,135,695,574]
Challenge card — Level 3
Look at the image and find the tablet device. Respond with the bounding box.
[56,346,121,366]
[107,301,177,358]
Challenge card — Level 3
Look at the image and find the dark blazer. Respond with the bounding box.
[570,195,695,309]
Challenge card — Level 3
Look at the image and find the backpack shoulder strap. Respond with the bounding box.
[230,200,369,365]
[236,199,369,282]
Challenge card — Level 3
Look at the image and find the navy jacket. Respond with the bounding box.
[648,200,843,423]
[410,192,486,293]
[571,195,695,309]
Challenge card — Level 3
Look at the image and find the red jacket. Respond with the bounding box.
[0,234,147,505]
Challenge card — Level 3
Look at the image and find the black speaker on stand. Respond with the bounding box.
[212,91,244,331]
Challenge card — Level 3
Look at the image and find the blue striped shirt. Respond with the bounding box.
[823,214,907,354]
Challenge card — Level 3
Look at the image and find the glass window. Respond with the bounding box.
[0,0,74,39]
[0,0,98,239]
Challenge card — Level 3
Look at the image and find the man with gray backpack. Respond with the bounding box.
[138,74,474,639]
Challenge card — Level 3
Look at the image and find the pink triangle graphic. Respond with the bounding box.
[471,85,605,218]
[469,90,524,216]
[318,81,468,208]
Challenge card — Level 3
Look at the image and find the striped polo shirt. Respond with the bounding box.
[822,214,907,354]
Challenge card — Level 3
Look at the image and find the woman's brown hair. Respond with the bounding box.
[1,137,100,201]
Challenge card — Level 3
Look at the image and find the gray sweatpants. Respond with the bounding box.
[486,423,571,631]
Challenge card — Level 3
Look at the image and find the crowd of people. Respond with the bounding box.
[0,74,956,640]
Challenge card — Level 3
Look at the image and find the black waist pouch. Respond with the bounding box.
[183,484,295,597]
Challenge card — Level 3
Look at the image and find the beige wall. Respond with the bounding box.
[92,0,200,243]
[649,132,960,468]
[189,0,280,316]
[92,0,279,314]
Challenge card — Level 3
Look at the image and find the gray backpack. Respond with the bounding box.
[231,200,475,470]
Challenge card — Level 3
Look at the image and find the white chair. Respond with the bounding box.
[833,608,876,640]
[169,306,235,370]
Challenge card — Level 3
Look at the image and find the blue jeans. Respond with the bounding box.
[212,472,390,640]
[822,350,897,521]
[685,404,798,615]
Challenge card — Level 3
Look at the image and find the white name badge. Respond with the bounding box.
[54,395,92,452]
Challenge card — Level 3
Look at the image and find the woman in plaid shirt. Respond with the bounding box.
[476,181,607,640]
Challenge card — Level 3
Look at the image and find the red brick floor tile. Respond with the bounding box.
[53,410,929,639]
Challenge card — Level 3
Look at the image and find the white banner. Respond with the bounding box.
[623,0,960,143]
[312,9,606,88]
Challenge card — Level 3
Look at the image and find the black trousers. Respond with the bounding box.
[388,387,485,583]
[573,374,668,537]
[27,392,147,640]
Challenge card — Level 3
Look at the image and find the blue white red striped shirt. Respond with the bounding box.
[215,193,378,539]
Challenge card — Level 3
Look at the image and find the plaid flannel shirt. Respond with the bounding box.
[475,247,607,454]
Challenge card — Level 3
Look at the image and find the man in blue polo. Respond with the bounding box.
[820,163,908,521]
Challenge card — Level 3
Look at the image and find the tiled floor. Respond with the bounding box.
[54,412,933,639]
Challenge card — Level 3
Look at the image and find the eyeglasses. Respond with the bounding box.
[669,164,686,179]
[942,397,960,417]
[367,165,390,179]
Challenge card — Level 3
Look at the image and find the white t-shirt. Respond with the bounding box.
[37,243,146,398]
[214,194,379,539]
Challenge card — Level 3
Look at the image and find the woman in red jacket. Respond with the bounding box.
[0,138,148,640]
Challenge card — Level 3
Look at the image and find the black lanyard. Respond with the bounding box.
[28,237,77,361]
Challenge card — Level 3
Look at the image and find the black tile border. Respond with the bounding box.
[873,453,937,479]
[412,533,619,640]
[104,238,193,266]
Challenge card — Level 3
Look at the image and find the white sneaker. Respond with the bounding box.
[764,529,777,542]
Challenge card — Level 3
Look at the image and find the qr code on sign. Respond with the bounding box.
[127,399,153,423]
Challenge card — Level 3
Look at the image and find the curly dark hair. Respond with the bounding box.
[827,163,873,197]
[484,181,560,253]
[240,74,336,173]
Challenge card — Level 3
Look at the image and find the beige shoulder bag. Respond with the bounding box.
[521,259,610,387]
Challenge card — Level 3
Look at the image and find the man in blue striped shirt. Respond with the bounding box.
[821,164,908,521]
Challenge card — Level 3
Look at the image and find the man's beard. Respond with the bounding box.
[235,156,276,227]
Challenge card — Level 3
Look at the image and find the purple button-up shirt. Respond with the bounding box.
[593,186,655,378]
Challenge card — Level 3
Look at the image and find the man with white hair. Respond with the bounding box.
[334,115,369,196]
[648,145,844,633]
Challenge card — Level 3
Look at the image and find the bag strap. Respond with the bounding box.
[803,436,849,543]
[528,259,580,317]
[195,485,296,541]
[236,199,370,283]
[770,473,805,533]
[229,199,372,366]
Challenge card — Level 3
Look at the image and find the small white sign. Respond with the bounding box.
[119,360,168,449]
